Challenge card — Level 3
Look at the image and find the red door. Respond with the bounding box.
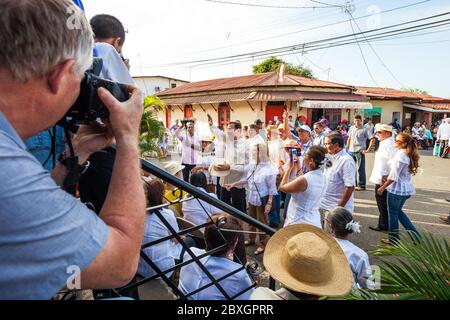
[218,103,231,128]
[265,104,286,124]
[184,105,193,119]
[165,108,171,128]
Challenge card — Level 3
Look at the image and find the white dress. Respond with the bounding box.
[284,169,328,229]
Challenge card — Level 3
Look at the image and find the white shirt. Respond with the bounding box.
[182,187,221,229]
[387,150,416,196]
[178,248,254,300]
[175,129,201,165]
[94,43,134,85]
[138,208,182,279]
[198,153,215,184]
[369,137,396,185]
[241,163,278,206]
[284,169,328,229]
[321,149,356,213]
[250,287,299,300]
[336,238,373,290]
[269,139,285,168]
[437,121,450,140]
[221,138,250,186]
[313,132,325,147]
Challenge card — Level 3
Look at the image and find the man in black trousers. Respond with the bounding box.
[368,124,397,232]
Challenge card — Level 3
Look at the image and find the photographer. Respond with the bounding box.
[0,0,145,299]
[174,119,201,182]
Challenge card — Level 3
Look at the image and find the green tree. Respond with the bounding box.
[140,95,166,157]
[402,87,429,96]
[252,56,315,79]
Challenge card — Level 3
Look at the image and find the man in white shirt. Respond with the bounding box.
[321,132,356,214]
[208,117,249,212]
[255,119,268,143]
[174,121,201,182]
[437,117,450,158]
[368,124,397,232]
[313,122,326,147]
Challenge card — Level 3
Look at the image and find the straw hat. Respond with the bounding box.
[375,123,394,133]
[263,224,353,297]
[283,139,302,149]
[201,135,213,142]
[208,158,230,177]
[161,161,185,176]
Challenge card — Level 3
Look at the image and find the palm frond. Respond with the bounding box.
[345,231,450,300]
[139,95,167,156]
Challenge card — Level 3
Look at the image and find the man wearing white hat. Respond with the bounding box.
[368,124,396,232]
[437,117,450,158]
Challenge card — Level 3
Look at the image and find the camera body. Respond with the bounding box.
[64,72,129,125]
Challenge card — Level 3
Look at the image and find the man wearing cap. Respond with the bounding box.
[347,115,372,191]
[174,120,201,182]
[255,119,268,143]
[368,124,396,232]
[320,118,331,136]
[250,224,352,300]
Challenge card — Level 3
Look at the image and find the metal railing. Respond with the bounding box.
[112,159,277,300]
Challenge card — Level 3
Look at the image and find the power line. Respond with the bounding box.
[186,0,431,57]
[203,0,334,9]
[310,0,343,8]
[348,12,406,88]
[348,16,379,86]
[143,12,450,68]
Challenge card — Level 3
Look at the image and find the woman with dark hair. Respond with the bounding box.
[325,207,372,289]
[377,133,421,244]
[182,172,221,230]
[138,180,182,279]
[178,215,254,300]
[279,146,331,228]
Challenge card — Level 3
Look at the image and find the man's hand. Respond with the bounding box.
[98,85,143,145]
[377,187,385,196]
[283,110,289,120]
[264,203,272,215]
[215,164,230,171]
[361,149,368,154]
[71,124,114,164]
[207,114,213,127]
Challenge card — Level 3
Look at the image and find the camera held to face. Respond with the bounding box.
[64,72,129,126]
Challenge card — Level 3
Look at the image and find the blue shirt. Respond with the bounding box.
[178,248,254,300]
[0,113,109,299]
[24,126,66,171]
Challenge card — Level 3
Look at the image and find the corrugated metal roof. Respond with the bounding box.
[250,91,367,101]
[160,92,255,105]
[158,72,353,96]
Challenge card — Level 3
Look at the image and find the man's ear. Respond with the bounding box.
[113,37,122,53]
[47,60,76,95]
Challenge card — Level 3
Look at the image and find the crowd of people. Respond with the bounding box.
[0,0,446,301]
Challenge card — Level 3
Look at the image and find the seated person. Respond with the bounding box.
[250,224,352,300]
[182,172,221,230]
[178,215,254,300]
[417,129,429,149]
[162,161,187,217]
[324,207,374,289]
[138,180,183,279]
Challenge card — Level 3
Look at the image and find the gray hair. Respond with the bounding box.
[0,0,93,82]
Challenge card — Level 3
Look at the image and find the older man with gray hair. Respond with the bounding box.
[0,0,145,299]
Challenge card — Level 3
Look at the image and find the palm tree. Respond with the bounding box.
[345,232,449,300]
[140,95,166,157]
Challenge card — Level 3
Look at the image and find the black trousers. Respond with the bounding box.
[220,186,247,213]
[375,184,389,230]
[181,164,196,182]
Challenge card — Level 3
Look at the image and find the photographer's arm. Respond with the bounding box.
[79,86,146,289]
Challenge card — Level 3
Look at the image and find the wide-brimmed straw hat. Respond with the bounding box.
[283,139,302,149]
[161,161,185,176]
[263,224,353,297]
[375,123,394,133]
[208,158,230,177]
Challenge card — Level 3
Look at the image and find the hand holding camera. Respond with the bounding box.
[97,84,143,145]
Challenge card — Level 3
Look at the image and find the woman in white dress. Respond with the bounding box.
[279,146,331,229]
[226,143,278,255]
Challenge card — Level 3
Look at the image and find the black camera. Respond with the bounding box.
[64,72,129,126]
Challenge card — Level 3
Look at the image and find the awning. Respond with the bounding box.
[250,91,366,102]
[404,103,449,113]
[161,92,255,105]
[300,100,373,110]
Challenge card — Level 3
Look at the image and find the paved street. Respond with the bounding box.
[247,150,450,286]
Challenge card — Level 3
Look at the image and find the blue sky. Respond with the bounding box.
[84,0,450,97]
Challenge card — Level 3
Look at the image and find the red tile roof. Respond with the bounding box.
[158,72,352,96]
